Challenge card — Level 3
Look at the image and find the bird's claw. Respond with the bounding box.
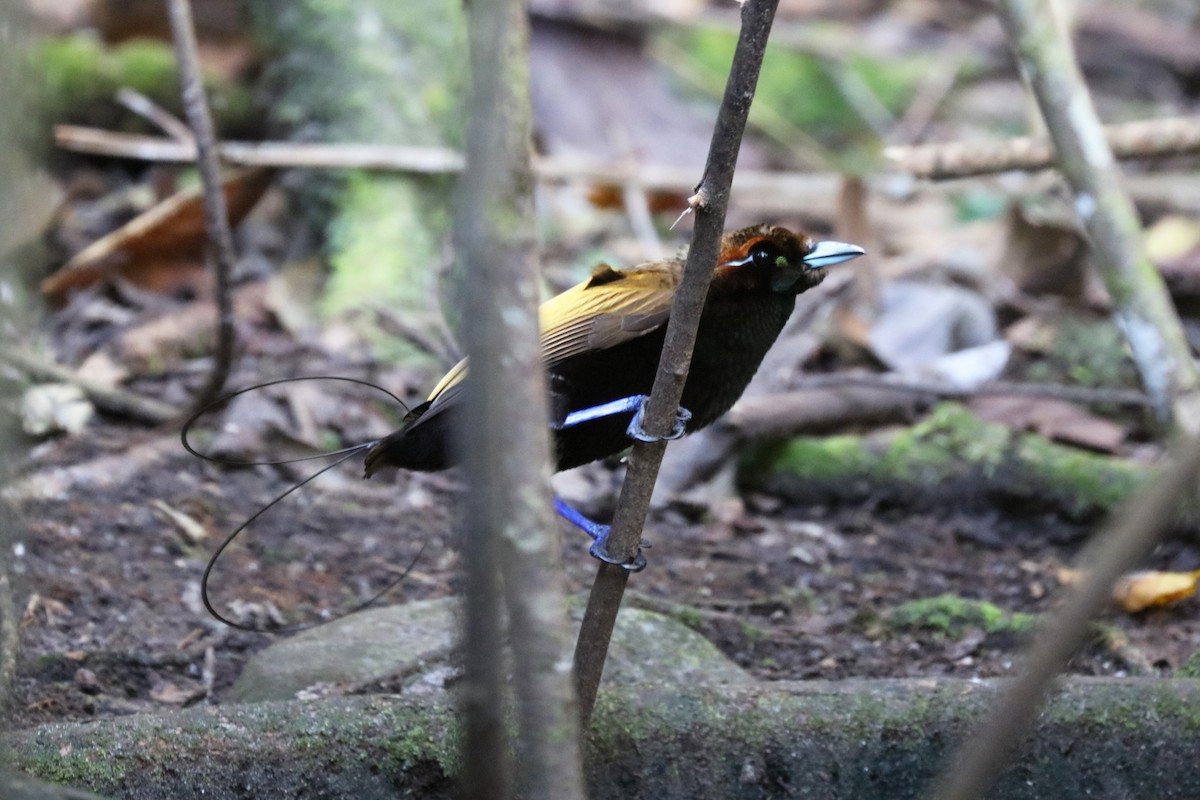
[589,537,648,572]
[626,398,692,443]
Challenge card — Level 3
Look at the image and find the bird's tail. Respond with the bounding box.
[181,376,425,632]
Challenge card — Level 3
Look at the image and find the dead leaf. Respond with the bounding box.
[1058,567,1200,613]
[1146,215,1200,263]
[116,281,267,370]
[149,680,205,706]
[20,384,94,436]
[76,350,130,387]
[1004,315,1057,354]
[42,167,274,299]
[151,500,209,544]
[264,259,323,337]
[864,280,1001,375]
[995,204,1095,301]
[970,396,1126,453]
[1112,570,1200,613]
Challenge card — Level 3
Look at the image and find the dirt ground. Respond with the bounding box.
[8,368,1200,732]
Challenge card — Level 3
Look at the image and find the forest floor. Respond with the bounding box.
[8,376,1200,731]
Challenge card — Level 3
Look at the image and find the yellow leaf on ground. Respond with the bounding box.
[1057,567,1200,613]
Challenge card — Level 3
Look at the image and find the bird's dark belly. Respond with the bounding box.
[550,295,794,470]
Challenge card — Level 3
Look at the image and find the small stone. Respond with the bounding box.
[74,668,100,695]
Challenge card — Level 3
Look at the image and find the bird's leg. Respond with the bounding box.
[625,396,691,442]
[554,394,692,442]
[553,496,647,572]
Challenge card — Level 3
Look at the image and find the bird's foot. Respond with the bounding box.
[554,496,647,572]
[626,397,691,443]
[590,531,648,572]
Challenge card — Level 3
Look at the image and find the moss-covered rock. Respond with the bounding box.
[10,679,1200,799]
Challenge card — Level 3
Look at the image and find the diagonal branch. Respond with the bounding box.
[572,0,781,726]
[165,0,239,414]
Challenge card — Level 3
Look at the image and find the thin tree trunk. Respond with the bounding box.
[454,0,586,797]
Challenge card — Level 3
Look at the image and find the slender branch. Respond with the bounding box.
[115,87,194,142]
[0,537,17,719]
[790,373,1152,409]
[572,0,780,727]
[55,126,466,172]
[455,0,585,797]
[886,115,1200,180]
[54,124,1200,217]
[165,0,238,414]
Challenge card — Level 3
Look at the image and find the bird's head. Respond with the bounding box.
[714,225,865,295]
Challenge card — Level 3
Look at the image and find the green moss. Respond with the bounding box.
[951,188,1010,222]
[1178,650,1200,679]
[1022,313,1140,390]
[669,605,707,631]
[245,0,467,365]
[21,748,127,789]
[30,36,252,146]
[751,434,880,482]
[320,171,451,364]
[740,621,768,643]
[747,402,1154,521]
[1018,434,1142,517]
[888,594,1037,638]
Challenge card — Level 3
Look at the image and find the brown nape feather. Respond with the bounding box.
[363,225,863,476]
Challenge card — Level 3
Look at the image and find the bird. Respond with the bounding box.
[362,224,864,569]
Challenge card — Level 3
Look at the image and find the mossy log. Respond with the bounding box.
[743,403,1156,523]
[7,678,1200,799]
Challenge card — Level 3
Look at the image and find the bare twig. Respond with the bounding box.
[0,346,180,425]
[455,0,585,797]
[930,433,1200,800]
[164,0,238,414]
[55,126,466,172]
[54,124,1200,218]
[886,115,1200,180]
[0,536,17,717]
[791,373,1152,409]
[572,0,780,727]
[115,87,194,142]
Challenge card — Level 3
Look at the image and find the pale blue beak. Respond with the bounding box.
[803,241,866,269]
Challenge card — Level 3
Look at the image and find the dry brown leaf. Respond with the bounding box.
[1145,215,1200,263]
[1058,567,1200,613]
[115,280,267,369]
[1004,315,1057,354]
[969,395,1126,453]
[42,167,273,299]
[995,204,1091,300]
[149,680,205,706]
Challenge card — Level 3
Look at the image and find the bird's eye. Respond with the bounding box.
[751,245,776,267]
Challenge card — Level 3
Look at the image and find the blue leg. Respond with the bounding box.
[555,394,692,442]
[554,496,647,572]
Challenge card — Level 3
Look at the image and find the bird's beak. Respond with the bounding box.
[802,241,866,270]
